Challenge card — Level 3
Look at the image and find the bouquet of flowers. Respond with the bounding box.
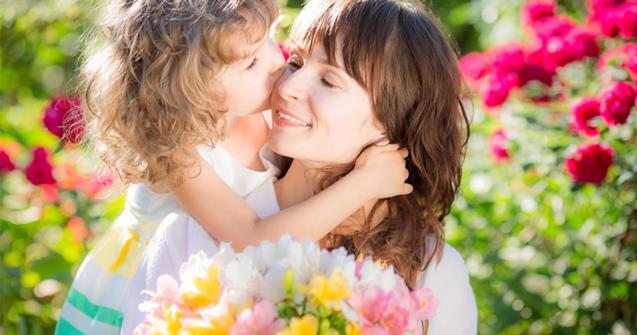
[133,235,436,335]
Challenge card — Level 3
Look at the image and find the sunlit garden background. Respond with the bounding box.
[1,0,636,334]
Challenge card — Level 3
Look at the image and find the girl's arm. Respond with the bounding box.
[172,144,411,251]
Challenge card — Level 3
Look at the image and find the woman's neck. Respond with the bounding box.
[274,159,316,209]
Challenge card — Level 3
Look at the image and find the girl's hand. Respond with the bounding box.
[351,143,413,199]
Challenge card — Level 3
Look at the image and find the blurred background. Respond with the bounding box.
[1,0,636,334]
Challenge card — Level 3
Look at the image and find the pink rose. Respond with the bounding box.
[0,149,16,173]
[25,147,56,186]
[459,52,489,89]
[597,43,637,82]
[618,3,637,38]
[489,44,526,74]
[522,0,557,28]
[600,81,636,126]
[565,143,614,184]
[569,97,602,136]
[588,1,637,37]
[42,96,84,143]
[488,128,512,162]
[481,72,519,108]
[544,28,599,68]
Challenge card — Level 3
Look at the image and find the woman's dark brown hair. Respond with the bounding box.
[292,0,470,288]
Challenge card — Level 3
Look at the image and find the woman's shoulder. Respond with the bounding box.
[418,243,471,289]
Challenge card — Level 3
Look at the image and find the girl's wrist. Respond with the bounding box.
[339,169,376,202]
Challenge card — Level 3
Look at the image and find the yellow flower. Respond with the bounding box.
[277,315,319,335]
[298,268,350,309]
[161,304,182,335]
[185,305,236,335]
[181,265,221,309]
[346,323,360,335]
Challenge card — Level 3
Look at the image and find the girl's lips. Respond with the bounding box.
[274,110,312,128]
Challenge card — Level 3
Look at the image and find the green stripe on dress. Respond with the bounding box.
[55,317,85,335]
[66,287,123,328]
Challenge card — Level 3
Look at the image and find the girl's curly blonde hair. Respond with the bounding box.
[81,0,278,187]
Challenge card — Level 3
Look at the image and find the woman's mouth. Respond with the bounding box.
[275,110,312,128]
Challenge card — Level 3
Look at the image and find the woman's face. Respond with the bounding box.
[268,45,384,165]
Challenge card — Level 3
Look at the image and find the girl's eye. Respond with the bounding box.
[246,57,258,70]
[321,78,335,88]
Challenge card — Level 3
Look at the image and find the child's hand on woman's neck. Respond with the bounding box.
[275,159,388,247]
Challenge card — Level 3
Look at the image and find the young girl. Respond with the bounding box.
[55,0,410,333]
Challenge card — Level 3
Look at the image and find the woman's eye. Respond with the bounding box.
[287,60,301,70]
[321,78,335,88]
[246,57,258,70]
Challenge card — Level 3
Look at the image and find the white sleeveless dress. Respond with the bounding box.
[56,113,281,335]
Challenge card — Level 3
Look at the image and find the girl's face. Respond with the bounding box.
[220,33,285,117]
[268,45,384,165]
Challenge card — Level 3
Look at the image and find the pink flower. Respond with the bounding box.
[349,286,411,335]
[569,97,602,136]
[544,28,599,68]
[25,147,56,185]
[481,72,518,108]
[42,96,84,144]
[139,275,182,322]
[278,43,289,61]
[67,216,92,244]
[618,3,637,38]
[522,0,557,28]
[600,81,636,126]
[459,52,489,89]
[488,44,527,74]
[0,149,16,173]
[597,43,637,82]
[410,288,437,321]
[231,300,285,335]
[488,128,511,162]
[531,15,576,42]
[588,1,637,38]
[565,143,614,184]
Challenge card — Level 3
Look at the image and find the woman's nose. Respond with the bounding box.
[276,66,308,101]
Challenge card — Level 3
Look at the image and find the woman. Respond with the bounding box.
[123,0,477,333]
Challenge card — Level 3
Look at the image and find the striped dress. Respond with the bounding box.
[55,141,282,334]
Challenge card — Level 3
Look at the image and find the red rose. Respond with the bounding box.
[565,143,614,184]
[481,71,518,108]
[600,81,636,126]
[569,97,601,136]
[42,96,84,143]
[0,149,16,173]
[25,147,56,186]
[522,0,557,28]
[488,128,511,162]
